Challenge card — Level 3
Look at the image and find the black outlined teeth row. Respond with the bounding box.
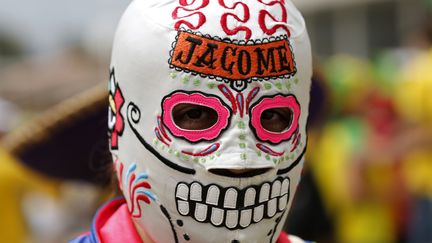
[175,177,290,229]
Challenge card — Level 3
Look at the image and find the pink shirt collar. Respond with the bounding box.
[91,198,291,243]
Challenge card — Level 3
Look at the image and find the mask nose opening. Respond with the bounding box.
[208,168,272,178]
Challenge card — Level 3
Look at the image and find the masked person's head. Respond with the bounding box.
[108,0,312,242]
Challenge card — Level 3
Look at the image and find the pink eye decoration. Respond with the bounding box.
[250,95,300,144]
[162,91,231,142]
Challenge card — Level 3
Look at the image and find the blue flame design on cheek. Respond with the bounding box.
[136,189,157,201]
[122,162,157,218]
[125,163,137,185]
[133,171,155,202]
[136,173,149,181]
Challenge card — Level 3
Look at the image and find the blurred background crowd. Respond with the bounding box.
[0,0,431,242]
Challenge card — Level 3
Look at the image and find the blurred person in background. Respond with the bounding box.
[304,43,432,243]
[0,98,18,137]
[0,1,127,241]
[394,22,432,242]
[0,98,32,242]
[295,3,432,242]
[0,97,61,243]
[0,86,113,243]
[305,55,402,243]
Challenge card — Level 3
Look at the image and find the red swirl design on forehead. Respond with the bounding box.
[219,0,251,40]
[172,0,209,30]
[171,0,292,37]
[258,0,290,36]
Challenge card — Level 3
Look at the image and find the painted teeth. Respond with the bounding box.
[259,183,270,203]
[281,179,289,195]
[224,188,237,209]
[253,205,264,223]
[244,188,256,207]
[240,209,252,228]
[267,198,277,217]
[278,194,288,211]
[176,184,189,200]
[271,180,281,198]
[195,203,207,222]
[190,182,202,201]
[206,185,220,206]
[226,210,239,229]
[175,177,290,230]
[211,207,224,226]
[177,200,189,216]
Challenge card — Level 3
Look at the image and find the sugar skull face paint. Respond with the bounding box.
[109,0,312,242]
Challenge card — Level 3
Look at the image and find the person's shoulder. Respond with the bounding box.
[286,234,315,243]
[69,233,92,243]
[69,197,129,243]
[278,231,314,243]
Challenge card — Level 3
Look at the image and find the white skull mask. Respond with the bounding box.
[108,0,312,242]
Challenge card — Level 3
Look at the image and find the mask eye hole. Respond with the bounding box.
[172,104,218,130]
[260,108,293,133]
[250,95,301,144]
